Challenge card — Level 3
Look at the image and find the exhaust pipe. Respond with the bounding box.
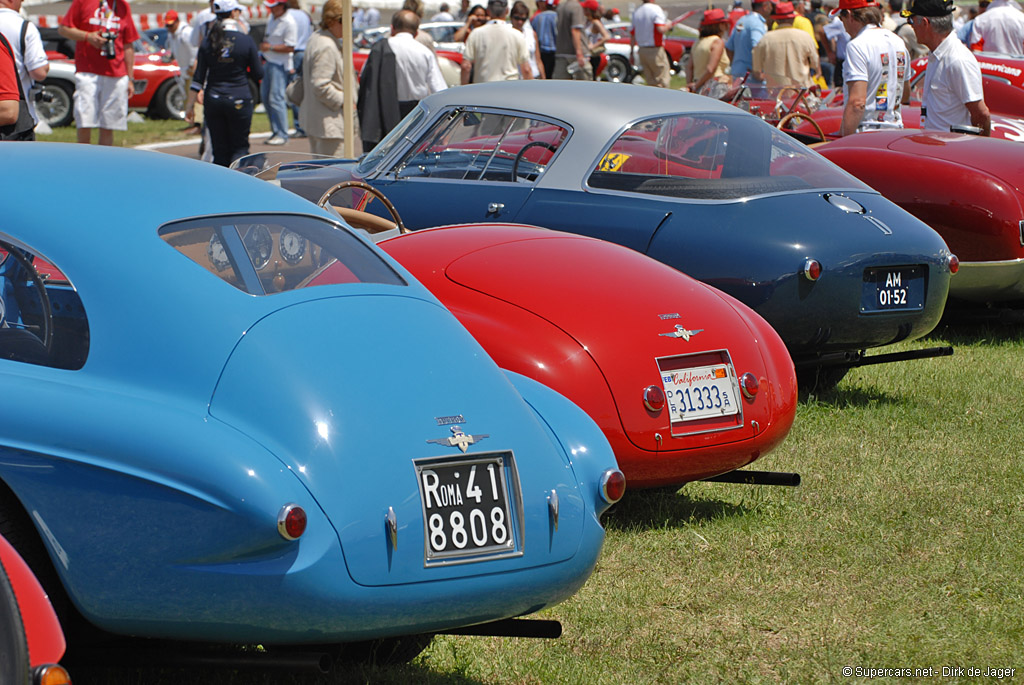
[440,618,563,639]
[703,470,801,486]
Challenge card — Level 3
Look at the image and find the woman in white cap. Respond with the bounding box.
[185,0,264,166]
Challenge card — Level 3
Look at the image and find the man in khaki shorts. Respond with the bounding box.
[59,0,139,144]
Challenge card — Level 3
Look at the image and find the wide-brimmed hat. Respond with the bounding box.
[900,0,953,16]
[701,8,728,24]
[829,0,879,16]
[772,1,797,18]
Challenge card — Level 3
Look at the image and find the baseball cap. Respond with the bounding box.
[700,8,728,24]
[214,0,242,11]
[264,0,287,7]
[829,0,879,16]
[900,0,953,16]
[164,9,179,22]
[581,0,600,10]
[771,1,796,18]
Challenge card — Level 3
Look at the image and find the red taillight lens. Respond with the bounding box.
[803,258,822,281]
[600,469,626,504]
[948,254,959,274]
[277,503,307,540]
[740,372,759,400]
[643,385,665,412]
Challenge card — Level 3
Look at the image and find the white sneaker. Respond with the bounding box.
[265,136,287,146]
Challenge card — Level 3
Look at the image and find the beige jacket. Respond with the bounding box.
[299,29,358,140]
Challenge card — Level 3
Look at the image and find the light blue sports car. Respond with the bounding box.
[0,144,623,669]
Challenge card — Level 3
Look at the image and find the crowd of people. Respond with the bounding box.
[2,0,1023,148]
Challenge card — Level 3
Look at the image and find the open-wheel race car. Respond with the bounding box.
[258,80,957,389]
[249,176,798,489]
[0,142,624,672]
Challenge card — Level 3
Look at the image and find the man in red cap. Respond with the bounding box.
[753,1,819,86]
[835,0,910,136]
[904,0,990,134]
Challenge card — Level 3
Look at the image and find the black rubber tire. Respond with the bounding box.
[0,560,31,685]
[37,78,74,128]
[149,78,185,120]
[603,55,633,83]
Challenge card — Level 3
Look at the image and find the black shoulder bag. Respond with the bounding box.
[0,30,37,141]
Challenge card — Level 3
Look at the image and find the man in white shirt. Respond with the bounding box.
[260,0,297,144]
[905,0,990,133]
[390,8,446,113]
[165,11,196,81]
[462,0,532,83]
[835,0,910,135]
[0,0,48,129]
[968,0,1024,54]
[431,3,455,22]
[630,0,686,87]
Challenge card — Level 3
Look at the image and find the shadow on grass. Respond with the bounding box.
[67,659,487,685]
[601,486,749,532]
[926,313,1024,346]
[799,382,902,408]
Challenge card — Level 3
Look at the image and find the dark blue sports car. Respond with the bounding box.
[251,81,958,384]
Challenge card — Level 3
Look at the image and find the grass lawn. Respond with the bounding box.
[77,317,1024,683]
[36,112,273,147]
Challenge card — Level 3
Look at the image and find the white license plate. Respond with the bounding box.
[661,363,740,422]
[415,454,516,562]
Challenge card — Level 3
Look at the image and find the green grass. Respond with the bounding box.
[37,112,273,147]
[78,318,1024,683]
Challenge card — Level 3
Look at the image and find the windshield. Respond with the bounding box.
[159,214,405,295]
[589,112,871,200]
[357,106,428,175]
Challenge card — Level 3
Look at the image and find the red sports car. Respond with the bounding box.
[0,533,70,684]
[313,184,798,489]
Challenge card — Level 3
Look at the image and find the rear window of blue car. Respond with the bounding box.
[588,113,872,200]
[159,214,406,295]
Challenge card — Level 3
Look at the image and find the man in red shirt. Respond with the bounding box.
[0,33,19,127]
[58,0,138,145]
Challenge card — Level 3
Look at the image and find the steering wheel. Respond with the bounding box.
[0,240,53,354]
[511,141,558,182]
[773,86,805,116]
[777,111,826,143]
[317,181,410,235]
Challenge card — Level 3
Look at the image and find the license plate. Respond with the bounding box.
[415,453,517,563]
[661,362,740,423]
[861,266,925,312]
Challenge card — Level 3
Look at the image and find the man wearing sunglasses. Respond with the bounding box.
[834,0,910,136]
[904,0,990,134]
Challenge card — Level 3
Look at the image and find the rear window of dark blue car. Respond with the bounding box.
[159,214,406,295]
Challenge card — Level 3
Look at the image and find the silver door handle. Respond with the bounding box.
[488,203,505,213]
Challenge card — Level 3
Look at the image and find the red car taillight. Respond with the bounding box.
[643,385,665,412]
[740,372,759,400]
[600,469,626,504]
[277,503,307,540]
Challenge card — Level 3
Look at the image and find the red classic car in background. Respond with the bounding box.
[37,26,183,128]
[816,130,1024,307]
[602,20,695,83]
[0,533,71,684]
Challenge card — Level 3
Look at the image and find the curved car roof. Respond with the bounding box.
[407,81,758,188]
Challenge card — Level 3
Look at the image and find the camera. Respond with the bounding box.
[100,30,117,59]
[30,84,52,104]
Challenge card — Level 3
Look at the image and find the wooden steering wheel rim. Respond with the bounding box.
[777,111,826,143]
[317,181,410,234]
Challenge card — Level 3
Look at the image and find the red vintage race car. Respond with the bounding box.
[815,129,1024,305]
[0,533,71,684]
[602,20,695,83]
[312,182,798,489]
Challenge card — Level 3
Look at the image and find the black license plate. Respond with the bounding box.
[415,453,518,563]
[861,266,925,312]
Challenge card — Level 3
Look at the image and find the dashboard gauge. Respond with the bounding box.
[243,224,273,270]
[279,229,307,265]
[207,234,231,272]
